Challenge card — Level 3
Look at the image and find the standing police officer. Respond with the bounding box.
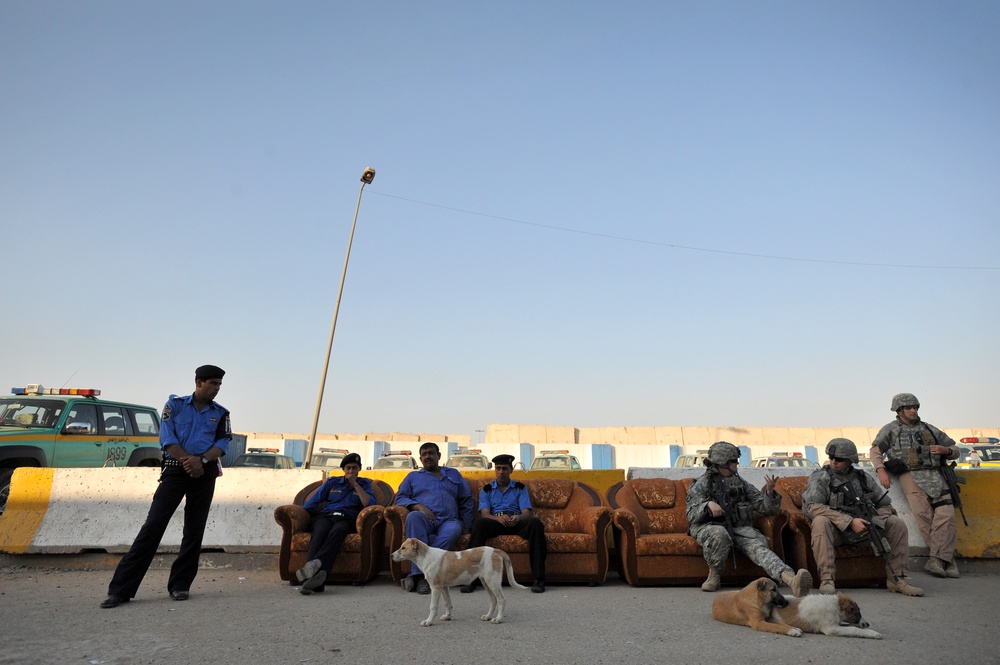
[869,393,961,579]
[803,438,923,596]
[686,441,812,595]
[461,454,547,594]
[101,365,231,608]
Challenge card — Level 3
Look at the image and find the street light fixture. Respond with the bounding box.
[304,166,376,468]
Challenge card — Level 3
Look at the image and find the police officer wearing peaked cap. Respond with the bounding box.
[462,454,547,593]
[102,364,231,608]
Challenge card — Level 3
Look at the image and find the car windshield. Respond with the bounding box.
[0,398,65,428]
[974,446,1000,461]
[374,457,410,469]
[235,454,279,468]
[312,454,343,467]
[449,456,486,468]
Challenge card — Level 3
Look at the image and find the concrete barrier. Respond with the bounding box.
[628,466,1000,559]
[0,467,323,554]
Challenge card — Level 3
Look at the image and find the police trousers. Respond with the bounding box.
[468,515,547,581]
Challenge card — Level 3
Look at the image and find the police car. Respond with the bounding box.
[0,384,162,514]
[529,450,582,470]
[231,447,297,469]
[958,438,1000,469]
[750,452,819,468]
[311,447,350,472]
[674,451,709,468]
[372,450,418,470]
[445,448,492,470]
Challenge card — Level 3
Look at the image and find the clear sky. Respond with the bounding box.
[3,2,998,437]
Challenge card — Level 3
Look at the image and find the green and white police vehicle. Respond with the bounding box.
[0,384,162,514]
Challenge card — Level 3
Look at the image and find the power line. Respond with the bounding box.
[370,191,999,271]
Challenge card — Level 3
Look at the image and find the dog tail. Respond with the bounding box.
[498,550,529,590]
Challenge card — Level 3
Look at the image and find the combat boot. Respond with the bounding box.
[924,557,946,578]
[701,567,722,592]
[887,577,924,596]
[945,560,960,578]
[780,568,813,597]
[819,579,836,595]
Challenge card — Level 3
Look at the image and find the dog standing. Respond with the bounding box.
[712,577,882,639]
[391,537,528,626]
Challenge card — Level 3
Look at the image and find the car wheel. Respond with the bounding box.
[0,469,14,517]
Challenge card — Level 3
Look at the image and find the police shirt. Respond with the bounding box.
[160,393,231,458]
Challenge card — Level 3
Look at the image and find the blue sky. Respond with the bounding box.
[2,2,998,436]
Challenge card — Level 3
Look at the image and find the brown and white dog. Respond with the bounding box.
[712,577,882,639]
[391,538,528,626]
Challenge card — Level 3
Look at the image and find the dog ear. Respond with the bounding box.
[756,579,770,592]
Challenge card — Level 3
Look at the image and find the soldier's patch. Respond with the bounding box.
[162,404,172,421]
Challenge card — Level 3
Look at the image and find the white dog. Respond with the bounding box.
[773,593,883,639]
[391,538,528,626]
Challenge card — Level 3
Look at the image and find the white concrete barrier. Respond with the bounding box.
[7,467,323,554]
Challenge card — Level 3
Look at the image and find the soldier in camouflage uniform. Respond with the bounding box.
[803,438,923,596]
[870,393,960,579]
[686,441,812,595]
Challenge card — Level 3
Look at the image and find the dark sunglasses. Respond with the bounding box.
[831,457,852,463]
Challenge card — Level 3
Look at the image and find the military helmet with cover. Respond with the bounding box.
[706,441,740,466]
[825,438,859,464]
[890,392,920,412]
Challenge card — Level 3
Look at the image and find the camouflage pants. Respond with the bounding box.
[897,471,957,562]
[692,524,789,580]
[810,514,909,582]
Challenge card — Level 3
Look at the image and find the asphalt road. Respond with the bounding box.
[0,559,996,665]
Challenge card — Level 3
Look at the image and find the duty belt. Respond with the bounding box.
[494,511,519,516]
[162,458,185,468]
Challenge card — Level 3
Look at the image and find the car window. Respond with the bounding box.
[64,404,98,434]
[101,406,128,435]
[130,409,159,436]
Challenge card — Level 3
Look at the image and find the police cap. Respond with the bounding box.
[195,365,226,381]
[492,454,515,467]
[340,452,362,469]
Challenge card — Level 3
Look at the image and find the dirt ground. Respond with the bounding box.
[0,559,996,665]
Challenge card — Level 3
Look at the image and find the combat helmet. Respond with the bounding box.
[890,393,920,412]
[706,441,740,466]
[825,438,859,464]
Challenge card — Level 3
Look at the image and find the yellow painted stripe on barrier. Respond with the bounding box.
[956,470,1000,558]
[0,468,55,554]
[346,469,625,500]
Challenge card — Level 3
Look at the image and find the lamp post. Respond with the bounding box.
[304,166,376,469]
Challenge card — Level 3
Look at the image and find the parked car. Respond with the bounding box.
[529,450,581,470]
[372,450,418,470]
[231,448,296,469]
[674,451,709,468]
[0,384,161,514]
[750,452,819,469]
[311,447,349,472]
[445,449,491,470]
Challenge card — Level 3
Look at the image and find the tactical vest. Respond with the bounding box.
[712,475,755,528]
[885,422,941,471]
[826,468,875,517]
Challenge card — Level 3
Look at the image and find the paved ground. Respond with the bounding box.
[0,556,996,665]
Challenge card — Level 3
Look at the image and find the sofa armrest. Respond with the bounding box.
[274,504,312,534]
[578,506,613,536]
[355,504,385,534]
[611,508,641,539]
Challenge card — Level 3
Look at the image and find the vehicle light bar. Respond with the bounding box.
[12,385,101,397]
[960,437,999,444]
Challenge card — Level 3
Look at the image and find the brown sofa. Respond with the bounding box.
[774,476,887,588]
[386,477,613,585]
[607,477,787,587]
[273,478,395,585]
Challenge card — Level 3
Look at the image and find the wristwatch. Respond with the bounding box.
[200,456,209,465]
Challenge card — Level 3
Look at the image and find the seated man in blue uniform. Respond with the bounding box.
[295,452,376,595]
[461,454,547,593]
[394,441,474,595]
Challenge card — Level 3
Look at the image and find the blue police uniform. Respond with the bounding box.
[395,467,474,577]
[301,476,377,580]
[106,393,231,601]
[468,479,547,584]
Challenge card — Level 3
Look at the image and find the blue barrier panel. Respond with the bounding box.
[591,444,615,469]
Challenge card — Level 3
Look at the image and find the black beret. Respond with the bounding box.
[492,454,515,467]
[341,452,362,469]
[195,365,226,381]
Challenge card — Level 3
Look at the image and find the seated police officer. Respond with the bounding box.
[461,454,547,593]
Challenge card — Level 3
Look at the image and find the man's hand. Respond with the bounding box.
[929,444,953,457]
[182,455,204,478]
[414,504,436,523]
[877,467,891,489]
[849,517,869,535]
[763,474,778,496]
[707,501,724,518]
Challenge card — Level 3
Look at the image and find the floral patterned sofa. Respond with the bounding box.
[607,477,787,587]
[386,477,613,585]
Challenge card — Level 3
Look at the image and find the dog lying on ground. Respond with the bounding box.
[712,577,882,639]
[391,537,528,626]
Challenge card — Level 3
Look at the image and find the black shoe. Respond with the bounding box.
[401,576,417,592]
[460,578,481,593]
[170,590,189,601]
[100,594,129,609]
[416,578,431,595]
[300,570,327,595]
[531,580,545,593]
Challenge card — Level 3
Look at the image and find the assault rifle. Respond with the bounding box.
[940,460,968,526]
[843,483,899,583]
[712,476,739,569]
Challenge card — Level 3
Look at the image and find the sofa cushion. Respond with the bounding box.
[631,478,678,509]
[634,533,703,556]
[529,479,575,509]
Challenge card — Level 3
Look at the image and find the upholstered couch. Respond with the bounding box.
[607,477,787,587]
[273,478,395,585]
[774,476,887,588]
[386,477,613,585]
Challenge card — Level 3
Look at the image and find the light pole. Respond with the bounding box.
[304,166,376,469]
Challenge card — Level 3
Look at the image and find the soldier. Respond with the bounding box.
[686,441,812,596]
[803,438,923,596]
[870,393,961,579]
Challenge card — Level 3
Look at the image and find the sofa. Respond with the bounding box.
[774,476,887,588]
[386,477,613,585]
[607,477,787,587]
[273,478,395,585]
